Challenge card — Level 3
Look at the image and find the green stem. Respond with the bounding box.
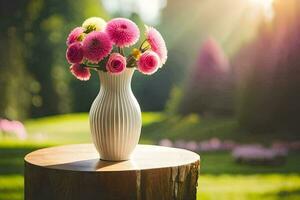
[139,39,147,51]
[84,65,100,69]
[126,55,136,68]
[82,62,101,70]
[118,47,124,55]
[127,55,133,62]
[141,45,150,53]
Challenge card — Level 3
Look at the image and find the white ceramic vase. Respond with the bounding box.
[89,68,142,161]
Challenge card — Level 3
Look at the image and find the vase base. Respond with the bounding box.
[99,157,130,162]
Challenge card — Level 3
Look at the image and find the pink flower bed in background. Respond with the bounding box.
[158,138,297,166]
[272,141,300,151]
[159,137,236,152]
[0,119,27,140]
[232,145,288,166]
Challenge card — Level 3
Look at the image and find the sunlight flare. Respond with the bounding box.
[247,0,275,20]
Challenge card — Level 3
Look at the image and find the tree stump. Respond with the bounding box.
[25,144,200,200]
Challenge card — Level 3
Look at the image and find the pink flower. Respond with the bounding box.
[66,27,84,46]
[158,139,173,147]
[106,53,126,74]
[66,42,84,64]
[137,51,160,75]
[0,119,27,140]
[82,31,113,63]
[145,26,167,65]
[70,63,91,81]
[106,18,140,47]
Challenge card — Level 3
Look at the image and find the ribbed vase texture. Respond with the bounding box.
[89,68,142,161]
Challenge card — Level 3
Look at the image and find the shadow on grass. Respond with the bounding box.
[0,190,22,200]
[278,189,300,197]
[200,151,300,175]
[263,189,300,199]
[0,146,45,175]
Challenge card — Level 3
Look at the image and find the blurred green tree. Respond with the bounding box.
[0,27,32,120]
[25,0,108,117]
[0,0,33,120]
[0,0,108,119]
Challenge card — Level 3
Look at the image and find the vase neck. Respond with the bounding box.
[98,68,134,91]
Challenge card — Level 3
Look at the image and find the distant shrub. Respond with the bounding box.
[179,37,234,117]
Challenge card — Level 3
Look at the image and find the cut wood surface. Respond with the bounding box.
[25,144,200,200]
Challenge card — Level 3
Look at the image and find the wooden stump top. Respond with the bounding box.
[25,144,200,172]
[25,144,200,200]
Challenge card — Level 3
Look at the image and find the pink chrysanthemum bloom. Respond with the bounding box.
[66,42,84,64]
[66,27,84,46]
[70,64,91,81]
[145,26,168,65]
[106,18,140,47]
[82,31,113,63]
[106,53,126,74]
[137,51,160,75]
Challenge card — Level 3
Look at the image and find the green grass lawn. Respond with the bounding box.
[0,113,300,200]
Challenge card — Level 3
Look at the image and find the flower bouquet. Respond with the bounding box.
[65,17,167,161]
[66,17,167,79]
